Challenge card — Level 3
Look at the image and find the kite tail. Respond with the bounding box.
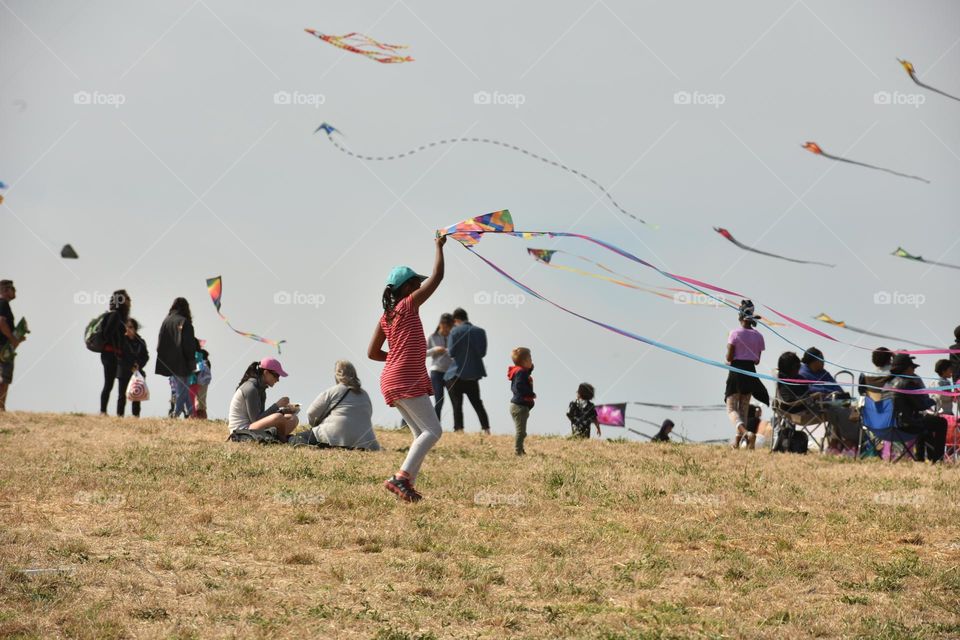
[823,153,930,184]
[914,79,960,102]
[460,244,957,394]
[323,135,654,227]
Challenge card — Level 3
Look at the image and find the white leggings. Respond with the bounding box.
[394,395,443,483]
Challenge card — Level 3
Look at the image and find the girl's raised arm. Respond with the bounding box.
[411,236,445,308]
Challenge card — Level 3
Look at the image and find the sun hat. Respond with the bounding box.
[386,266,426,289]
[890,353,919,374]
[260,357,288,377]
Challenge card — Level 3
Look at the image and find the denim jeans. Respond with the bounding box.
[172,375,193,418]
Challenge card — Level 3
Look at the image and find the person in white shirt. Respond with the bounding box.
[426,313,454,420]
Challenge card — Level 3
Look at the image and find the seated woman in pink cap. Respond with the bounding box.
[228,357,298,440]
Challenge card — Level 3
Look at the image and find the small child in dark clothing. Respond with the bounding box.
[507,347,535,455]
[118,318,149,418]
[567,383,599,438]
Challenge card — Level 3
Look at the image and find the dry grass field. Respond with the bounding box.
[0,412,958,639]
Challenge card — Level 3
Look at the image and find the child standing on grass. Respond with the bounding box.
[368,236,445,503]
[567,383,600,439]
[507,347,536,456]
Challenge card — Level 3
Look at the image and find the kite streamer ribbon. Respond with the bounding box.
[317,123,654,228]
[812,313,947,352]
[802,142,929,184]
[898,58,960,103]
[439,212,959,392]
[713,227,835,267]
[891,247,960,271]
[304,29,413,64]
[206,276,286,353]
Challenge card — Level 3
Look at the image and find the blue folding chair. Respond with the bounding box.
[859,397,916,462]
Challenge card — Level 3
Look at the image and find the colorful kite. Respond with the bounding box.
[813,313,941,350]
[206,276,286,353]
[595,403,626,427]
[898,58,960,103]
[304,29,413,64]
[891,246,960,271]
[0,180,6,205]
[438,212,957,390]
[802,142,929,184]
[713,227,835,267]
[60,244,78,259]
[317,123,655,228]
[314,123,341,136]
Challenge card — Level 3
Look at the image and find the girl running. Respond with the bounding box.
[368,236,446,502]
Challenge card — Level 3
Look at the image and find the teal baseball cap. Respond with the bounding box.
[386,266,426,288]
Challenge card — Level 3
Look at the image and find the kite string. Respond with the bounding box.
[463,231,958,388]
[462,245,956,395]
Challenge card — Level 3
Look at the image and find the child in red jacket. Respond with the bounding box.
[508,347,536,456]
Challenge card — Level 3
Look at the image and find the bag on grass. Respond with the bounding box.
[789,430,809,454]
[126,370,150,402]
[227,427,282,445]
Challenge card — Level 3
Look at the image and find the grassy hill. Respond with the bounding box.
[0,412,958,639]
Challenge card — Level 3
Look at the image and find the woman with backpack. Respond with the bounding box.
[155,297,196,418]
[227,357,299,440]
[301,360,381,450]
[117,317,149,418]
[99,290,131,415]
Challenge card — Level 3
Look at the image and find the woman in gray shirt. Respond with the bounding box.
[306,360,381,450]
[426,313,454,420]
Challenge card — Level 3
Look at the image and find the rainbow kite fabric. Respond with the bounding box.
[437,209,515,247]
[802,142,929,184]
[0,180,7,205]
[713,227,835,267]
[898,58,960,103]
[813,313,942,351]
[891,247,960,271]
[316,123,655,228]
[438,212,957,391]
[304,29,413,64]
[596,403,626,427]
[206,276,286,353]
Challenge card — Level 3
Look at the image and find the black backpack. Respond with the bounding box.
[84,312,110,353]
[227,427,282,445]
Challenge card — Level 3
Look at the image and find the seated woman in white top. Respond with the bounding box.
[305,360,381,450]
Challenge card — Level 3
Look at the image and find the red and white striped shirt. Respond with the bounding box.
[379,297,433,407]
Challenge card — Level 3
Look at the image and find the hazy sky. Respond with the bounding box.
[2,0,958,440]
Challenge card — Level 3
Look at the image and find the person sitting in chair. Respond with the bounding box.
[883,353,947,463]
[799,347,846,396]
[858,347,893,397]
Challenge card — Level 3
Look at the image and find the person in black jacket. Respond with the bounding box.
[117,318,149,418]
[507,347,535,456]
[883,353,947,463]
[155,297,196,418]
[99,290,131,415]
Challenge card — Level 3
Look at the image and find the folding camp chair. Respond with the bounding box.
[944,415,959,464]
[771,387,827,452]
[859,397,916,462]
